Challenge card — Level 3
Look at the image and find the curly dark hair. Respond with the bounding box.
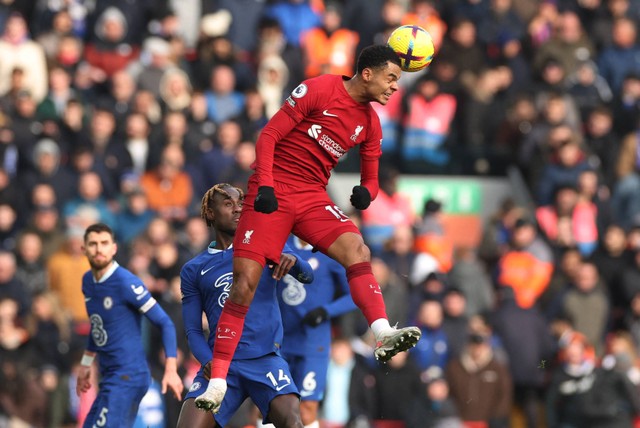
[356,45,402,74]
[200,183,244,227]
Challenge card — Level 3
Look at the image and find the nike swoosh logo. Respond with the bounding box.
[85,297,91,302]
[300,390,314,397]
[276,383,291,391]
[217,335,234,340]
[322,110,338,117]
[201,266,215,276]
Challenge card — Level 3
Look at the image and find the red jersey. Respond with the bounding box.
[255,74,383,190]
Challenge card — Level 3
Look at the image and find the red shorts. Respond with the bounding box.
[233,176,361,266]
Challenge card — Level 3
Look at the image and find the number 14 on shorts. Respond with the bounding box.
[266,369,292,391]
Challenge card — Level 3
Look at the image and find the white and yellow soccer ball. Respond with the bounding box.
[387,25,435,72]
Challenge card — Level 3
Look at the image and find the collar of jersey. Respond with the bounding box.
[207,241,232,254]
[94,261,119,283]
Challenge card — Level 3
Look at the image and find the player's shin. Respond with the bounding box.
[211,300,250,379]
[345,262,388,327]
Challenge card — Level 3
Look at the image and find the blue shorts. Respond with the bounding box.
[185,353,299,425]
[83,372,150,428]
[282,352,328,402]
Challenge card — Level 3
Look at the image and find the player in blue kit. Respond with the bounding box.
[76,223,183,428]
[177,183,315,428]
[278,235,357,428]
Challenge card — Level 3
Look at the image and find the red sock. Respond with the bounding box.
[346,262,388,324]
[211,300,249,379]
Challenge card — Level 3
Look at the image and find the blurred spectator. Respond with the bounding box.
[459,65,513,148]
[115,186,156,248]
[26,203,65,262]
[46,227,91,328]
[320,336,376,427]
[236,88,269,141]
[199,119,243,186]
[124,112,160,175]
[140,144,193,224]
[560,261,610,356]
[14,230,47,297]
[533,10,594,79]
[0,249,29,321]
[494,93,537,159]
[591,224,633,326]
[83,7,142,82]
[408,271,447,320]
[448,247,495,318]
[598,17,640,94]
[37,65,79,122]
[612,124,640,229]
[21,138,76,206]
[612,72,640,137]
[361,167,417,256]
[492,286,555,428]
[130,37,176,99]
[379,224,418,290]
[257,55,290,119]
[441,287,469,359]
[582,106,619,189]
[405,365,463,428]
[254,17,305,96]
[80,108,131,191]
[0,202,19,251]
[219,140,256,191]
[478,197,526,269]
[602,331,640,396]
[620,249,640,309]
[438,17,487,85]
[566,60,612,123]
[414,198,454,273]
[100,69,136,129]
[536,183,598,257]
[372,350,423,424]
[402,0,447,52]
[496,217,554,310]
[545,331,597,428]
[204,64,245,124]
[176,216,210,261]
[62,171,117,229]
[25,290,80,428]
[410,299,449,372]
[536,136,592,206]
[401,72,457,172]
[0,13,48,103]
[446,326,513,428]
[35,9,76,61]
[0,318,47,428]
[527,0,559,49]
[300,2,359,79]
[263,0,322,48]
[159,67,192,113]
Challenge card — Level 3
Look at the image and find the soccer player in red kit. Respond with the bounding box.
[195,45,422,416]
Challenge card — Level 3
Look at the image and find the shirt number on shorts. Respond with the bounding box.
[266,369,292,391]
[93,407,108,427]
[325,205,349,222]
[302,371,317,392]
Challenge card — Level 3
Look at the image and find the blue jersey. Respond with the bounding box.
[278,236,356,357]
[82,262,176,378]
[180,242,313,364]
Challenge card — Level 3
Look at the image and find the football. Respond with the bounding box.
[387,25,435,72]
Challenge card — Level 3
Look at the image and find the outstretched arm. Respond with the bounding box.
[145,303,183,400]
[255,109,299,187]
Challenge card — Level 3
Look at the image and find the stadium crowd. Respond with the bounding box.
[1,0,640,427]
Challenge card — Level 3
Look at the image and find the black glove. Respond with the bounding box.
[254,186,278,213]
[302,307,328,327]
[350,185,371,210]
